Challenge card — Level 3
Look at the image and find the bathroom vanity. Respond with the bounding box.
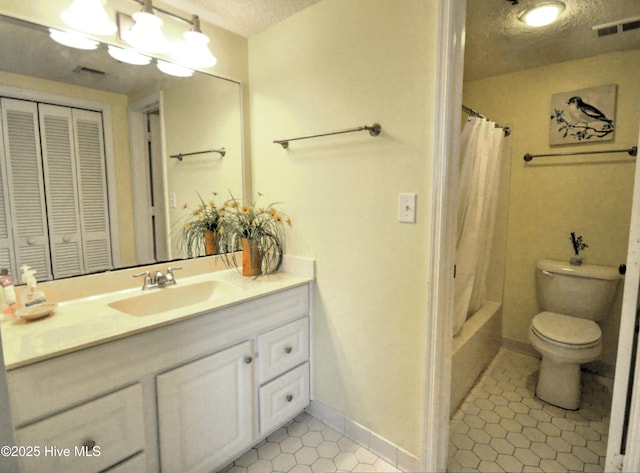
[1,260,313,473]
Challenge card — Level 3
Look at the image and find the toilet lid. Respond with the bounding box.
[532,311,601,346]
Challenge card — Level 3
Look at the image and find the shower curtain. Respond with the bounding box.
[453,117,505,336]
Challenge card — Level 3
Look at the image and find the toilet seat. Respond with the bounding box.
[531,311,601,347]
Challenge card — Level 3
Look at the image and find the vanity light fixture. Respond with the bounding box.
[520,1,566,27]
[157,60,194,77]
[107,45,151,65]
[126,0,170,54]
[178,15,218,68]
[60,0,118,36]
[49,28,100,50]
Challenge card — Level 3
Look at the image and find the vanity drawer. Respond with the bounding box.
[15,384,145,473]
[258,317,309,383]
[259,362,309,434]
[106,452,146,473]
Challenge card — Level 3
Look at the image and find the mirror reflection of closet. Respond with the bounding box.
[0,97,111,281]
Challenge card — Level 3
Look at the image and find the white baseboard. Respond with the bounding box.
[305,400,420,472]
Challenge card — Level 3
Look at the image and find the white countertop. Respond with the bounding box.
[1,263,314,370]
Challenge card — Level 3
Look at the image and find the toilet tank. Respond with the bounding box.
[536,259,621,321]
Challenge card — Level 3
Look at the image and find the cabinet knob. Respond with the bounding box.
[286,394,294,402]
[244,356,253,364]
[27,238,36,246]
[284,346,292,354]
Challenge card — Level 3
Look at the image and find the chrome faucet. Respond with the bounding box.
[134,266,182,290]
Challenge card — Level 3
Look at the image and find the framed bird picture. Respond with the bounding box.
[549,84,617,145]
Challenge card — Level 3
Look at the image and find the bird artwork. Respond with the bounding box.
[566,96,613,125]
[549,85,616,144]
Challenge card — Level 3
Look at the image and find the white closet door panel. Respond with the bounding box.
[39,104,84,279]
[0,104,16,275]
[0,98,51,281]
[72,109,112,273]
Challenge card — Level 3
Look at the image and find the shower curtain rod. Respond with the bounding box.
[169,148,226,161]
[462,105,511,137]
[523,146,638,162]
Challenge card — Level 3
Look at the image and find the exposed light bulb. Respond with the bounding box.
[125,0,169,54]
[60,0,117,36]
[521,2,565,27]
[177,15,217,69]
[180,31,217,68]
[157,60,194,77]
[107,46,151,65]
[49,28,99,50]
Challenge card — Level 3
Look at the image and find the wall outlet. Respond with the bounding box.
[169,192,177,209]
[398,193,417,223]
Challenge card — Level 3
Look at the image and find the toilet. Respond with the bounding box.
[528,259,620,410]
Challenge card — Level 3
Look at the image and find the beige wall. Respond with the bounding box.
[248,0,438,455]
[463,49,640,367]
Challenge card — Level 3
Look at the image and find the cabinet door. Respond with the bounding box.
[157,341,255,473]
[0,98,51,280]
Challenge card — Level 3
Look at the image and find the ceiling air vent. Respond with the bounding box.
[73,66,107,77]
[593,16,640,37]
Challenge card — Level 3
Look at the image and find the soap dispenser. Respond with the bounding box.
[20,265,46,308]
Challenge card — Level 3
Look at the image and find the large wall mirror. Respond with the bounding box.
[0,14,244,282]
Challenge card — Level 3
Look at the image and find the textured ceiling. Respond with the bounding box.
[159,0,323,38]
[162,0,639,81]
[465,0,640,81]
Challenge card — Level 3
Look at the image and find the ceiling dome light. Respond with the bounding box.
[157,60,194,77]
[60,0,117,36]
[49,28,99,50]
[126,0,169,54]
[178,15,217,68]
[107,46,151,65]
[520,2,565,27]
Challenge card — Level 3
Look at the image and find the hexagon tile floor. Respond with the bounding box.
[448,348,613,473]
[221,412,401,473]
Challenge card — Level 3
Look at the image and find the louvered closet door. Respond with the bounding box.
[39,104,85,278]
[0,98,52,281]
[0,108,16,276]
[71,109,112,273]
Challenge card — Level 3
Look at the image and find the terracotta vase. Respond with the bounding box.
[241,238,261,277]
[204,230,218,256]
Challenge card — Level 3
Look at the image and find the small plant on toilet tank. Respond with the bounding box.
[569,232,588,265]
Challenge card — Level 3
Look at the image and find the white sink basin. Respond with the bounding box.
[108,280,237,316]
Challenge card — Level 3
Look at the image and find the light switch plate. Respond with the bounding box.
[398,193,417,223]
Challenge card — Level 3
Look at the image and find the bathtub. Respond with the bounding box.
[450,301,503,416]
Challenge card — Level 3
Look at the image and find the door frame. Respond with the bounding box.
[420,0,465,471]
[606,122,640,471]
[423,1,640,471]
[129,92,170,264]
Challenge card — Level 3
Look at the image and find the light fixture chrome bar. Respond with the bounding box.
[523,146,637,162]
[170,148,226,161]
[130,0,194,25]
[274,123,382,149]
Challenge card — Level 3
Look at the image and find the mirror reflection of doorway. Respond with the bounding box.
[145,110,169,263]
[129,93,169,265]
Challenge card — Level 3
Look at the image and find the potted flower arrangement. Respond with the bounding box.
[569,232,588,265]
[219,193,291,277]
[177,192,224,257]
